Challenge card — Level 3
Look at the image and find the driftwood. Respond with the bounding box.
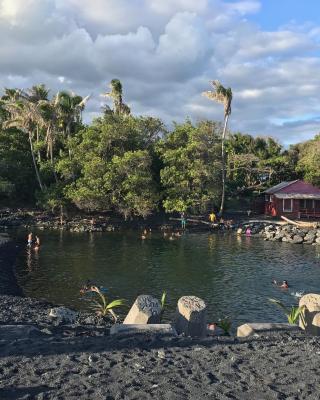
[241,219,284,226]
[281,215,317,228]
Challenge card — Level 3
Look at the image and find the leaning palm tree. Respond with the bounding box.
[101,79,131,116]
[203,80,232,214]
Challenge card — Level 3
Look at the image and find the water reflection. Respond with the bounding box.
[13,230,320,327]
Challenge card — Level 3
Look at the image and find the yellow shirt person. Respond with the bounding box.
[209,212,216,223]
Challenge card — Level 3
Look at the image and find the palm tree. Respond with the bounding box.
[3,94,46,191]
[203,80,232,214]
[27,84,50,162]
[101,79,131,116]
[54,91,90,157]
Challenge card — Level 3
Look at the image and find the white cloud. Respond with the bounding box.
[0,0,320,144]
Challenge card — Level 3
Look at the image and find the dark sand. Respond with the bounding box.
[0,295,320,400]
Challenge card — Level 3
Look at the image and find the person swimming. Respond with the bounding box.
[273,279,289,289]
[80,280,107,295]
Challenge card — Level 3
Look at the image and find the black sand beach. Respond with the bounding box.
[1,295,320,399]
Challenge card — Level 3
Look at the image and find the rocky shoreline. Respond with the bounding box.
[239,221,320,245]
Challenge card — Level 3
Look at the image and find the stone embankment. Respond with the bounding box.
[0,209,117,233]
[240,221,320,245]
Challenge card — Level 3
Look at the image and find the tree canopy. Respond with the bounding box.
[0,79,319,216]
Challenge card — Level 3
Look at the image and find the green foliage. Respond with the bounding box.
[0,128,37,202]
[158,120,222,213]
[89,286,126,322]
[160,291,167,322]
[36,182,67,212]
[269,298,306,326]
[217,317,232,335]
[296,137,320,186]
[1,80,320,214]
[64,114,162,217]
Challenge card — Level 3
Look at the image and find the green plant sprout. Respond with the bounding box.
[90,286,126,323]
[217,317,232,335]
[269,298,306,327]
[160,291,167,322]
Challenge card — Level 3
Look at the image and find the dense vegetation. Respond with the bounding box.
[0,80,319,218]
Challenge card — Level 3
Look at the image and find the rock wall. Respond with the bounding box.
[240,222,320,245]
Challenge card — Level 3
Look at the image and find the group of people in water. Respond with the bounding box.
[27,232,41,251]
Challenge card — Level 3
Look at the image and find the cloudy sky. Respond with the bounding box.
[0,0,320,145]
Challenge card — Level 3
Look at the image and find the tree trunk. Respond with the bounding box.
[36,125,41,162]
[219,114,229,215]
[29,135,44,191]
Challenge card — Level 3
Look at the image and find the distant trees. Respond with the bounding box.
[64,114,164,218]
[157,121,222,213]
[296,135,320,186]
[0,77,319,216]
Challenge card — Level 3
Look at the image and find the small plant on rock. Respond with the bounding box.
[160,291,167,322]
[90,286,126,323]
[217,317,232,335]
[269,298,306,327]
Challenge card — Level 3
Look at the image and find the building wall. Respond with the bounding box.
[265,197,300,217]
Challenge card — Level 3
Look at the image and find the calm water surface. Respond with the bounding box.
[14,230,320,326]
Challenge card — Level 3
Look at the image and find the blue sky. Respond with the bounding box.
[249,0,320,30]
[0,0,320,145]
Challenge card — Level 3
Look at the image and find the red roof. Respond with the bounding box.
[265,180,320,199]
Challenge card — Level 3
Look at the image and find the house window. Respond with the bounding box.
[265,195,270,202]
[306,199,314,211]
[283,199,292,212]
[299,199,306,209]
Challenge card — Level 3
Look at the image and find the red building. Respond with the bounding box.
[264,180,320,218]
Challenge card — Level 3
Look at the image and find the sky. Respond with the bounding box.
[0,0,320,145]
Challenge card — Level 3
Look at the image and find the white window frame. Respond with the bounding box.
[283,198,293,212]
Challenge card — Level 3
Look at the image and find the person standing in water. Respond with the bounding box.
[34,236,41,251]
[181,212,186,230]
[27,232,33,247]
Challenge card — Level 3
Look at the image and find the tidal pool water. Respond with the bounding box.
[13,230,320,326]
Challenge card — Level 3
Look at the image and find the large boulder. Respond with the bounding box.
[174,296,207,337]
[123,295,161,324]
[299,293,320,335]
[49,307,78,324]
[292,235,303,244]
